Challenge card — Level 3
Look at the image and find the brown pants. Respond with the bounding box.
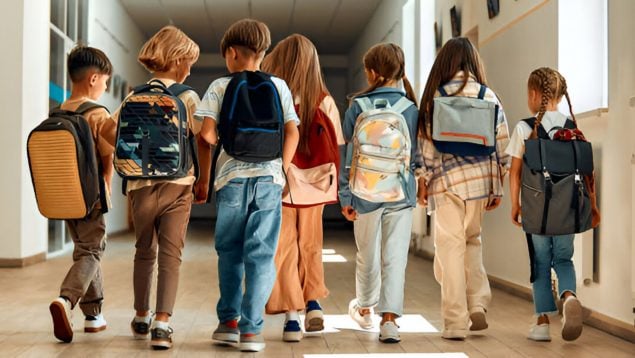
[129,183,193,315]
[266,205,329,314]
[61,208,107,317]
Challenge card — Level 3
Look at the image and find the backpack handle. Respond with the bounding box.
[373,98,390,109]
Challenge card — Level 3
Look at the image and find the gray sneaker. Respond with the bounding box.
[130,315,152,340]
[150,326,173,350]
[239,333,266,352]
[212,320,239,345]
[379,321,401,343]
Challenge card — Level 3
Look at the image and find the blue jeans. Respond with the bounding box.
[531,234,576,315]
[214,176,282,334]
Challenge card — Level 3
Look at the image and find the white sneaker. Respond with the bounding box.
[348,299,374,329]
[562,295,583,341]
[379,321,400,343]
[528,323,551,341]
[84,314,107,333]
[442,328,467,340]
[304,308,324,332]
[49,297,73,343]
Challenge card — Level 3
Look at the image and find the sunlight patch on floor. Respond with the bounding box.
[304,354,468,358]
[301,314,439,335]
[322,248,347,262]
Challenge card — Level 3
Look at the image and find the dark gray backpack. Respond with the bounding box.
[521,117,594,235]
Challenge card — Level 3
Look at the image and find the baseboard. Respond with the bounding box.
[487,275,534,302]
[0,251,46,268]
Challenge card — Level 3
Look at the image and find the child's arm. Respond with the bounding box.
[282,121,299,172]
[194,135,212,203]
[100,153,114,193]
[338,104,359,221]
[200,117,218,146]
[509,157,523,226]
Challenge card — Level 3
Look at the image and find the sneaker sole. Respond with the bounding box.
[49,301,73,343]
[562,299,583,341]
[84,325,107,333]
[379,336,401,343]
[469,311,488,331]
[527,335,552,342]
[305,317,324,332]
[130,325,150,340]
[212,332,239,345]
[239,343,266,352]
[283,330,302,342]
[151,340,172,350]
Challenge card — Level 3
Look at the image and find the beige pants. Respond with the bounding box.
[129,183,193,315]
[266,205,329,314]
[433,192,491,332]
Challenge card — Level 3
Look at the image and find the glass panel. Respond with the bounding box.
[48,220,65,252]
[50,0,65,32]
[77,0,88,43]
[67,0,77,41]
[49,30,66,108]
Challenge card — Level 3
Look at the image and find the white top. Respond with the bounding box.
[505,111,569,159]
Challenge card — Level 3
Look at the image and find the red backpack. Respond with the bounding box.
[283,95,340,207]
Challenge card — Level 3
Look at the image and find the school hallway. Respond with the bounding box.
[0,220,631,357]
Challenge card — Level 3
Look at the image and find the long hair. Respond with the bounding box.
[138,25,199,73]
[262,34,328,155]
[349,43,417,106]
[419,37,487,138]
[527,67,575,137]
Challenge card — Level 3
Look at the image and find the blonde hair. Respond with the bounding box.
[138,25,200,73]
[262,34,329,155]
[220,19,271,59]
[527,67,575,135]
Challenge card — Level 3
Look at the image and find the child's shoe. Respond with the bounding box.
[150,320,173,350]
[282,320,302,342]
[130,314,152,340]
[379,321,400,343]
[49,297,73,343]
[239,333,266,352]
[469,307,488,331]
[84,314,107,333]
[348,298,374,329]
[442,328,467,340]
[562,295,583,341]
[305,300,324,332]
[528,323,551,341]
[212,319,239,345]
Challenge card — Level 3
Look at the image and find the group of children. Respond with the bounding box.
[45,16,587,353]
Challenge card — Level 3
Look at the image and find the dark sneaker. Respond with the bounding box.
[239,333,266,352]
[305,300,324,332]
[282,320,302,342]
[130,315,152,340]
[212,319,239,345]
[49,297,73,343]
[151,326,173,350]
[469,309,489,331]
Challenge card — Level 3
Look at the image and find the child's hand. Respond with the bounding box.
[511,204,522,226]
[281,182,290,198]
[486,197,501,211]
[341,206,358,221]
[193,182,209,204]
[417,179,428,206]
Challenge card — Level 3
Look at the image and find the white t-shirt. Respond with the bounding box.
[505,111,569,159]
[195,74,300,191]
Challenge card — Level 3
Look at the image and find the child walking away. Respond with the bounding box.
[196,19,300,352]
[27,46,113,343]
[506,67,599,342]
[339,43,419,344]
[111,25,210,350]
[262,34,344,342]
[417,37,510,340]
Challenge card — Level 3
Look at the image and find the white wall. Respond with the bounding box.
[87,0,148,234]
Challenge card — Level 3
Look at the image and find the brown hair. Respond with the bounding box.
[67,45,112,82]
[220,19,271,59]
[262,34,329,155]
[138,25,200,73]
[418,37,488,138]
[349,43,417,106]
[527,67,575,136]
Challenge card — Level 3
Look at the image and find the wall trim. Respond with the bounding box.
[0,251,46,268]
[479,0,551,48]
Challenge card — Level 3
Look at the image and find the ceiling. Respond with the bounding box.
[119,0,383,55]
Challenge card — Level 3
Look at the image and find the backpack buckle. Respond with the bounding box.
[542,168,551,181]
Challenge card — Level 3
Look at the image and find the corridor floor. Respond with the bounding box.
[0,220,632,357]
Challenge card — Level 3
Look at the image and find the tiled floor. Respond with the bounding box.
[0,220,632,357]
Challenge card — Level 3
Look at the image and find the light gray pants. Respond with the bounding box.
[353,205,413,316]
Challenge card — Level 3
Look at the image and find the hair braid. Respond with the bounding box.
[558,72,576,124]
[533,68,553,137]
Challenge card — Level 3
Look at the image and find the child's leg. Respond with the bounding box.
[60,209,107,309]
[215,178,249,324]
[78,268,104,317]
[530,235,558,315]
[266,206,304,314]
[129,186,159,316]
[551,234,576,297]
[297,204,329,302]
[154,183,193,319]
[353,208,384,309]
[377,206,413,317]
[240,176,282,334]
[464,199,491,315]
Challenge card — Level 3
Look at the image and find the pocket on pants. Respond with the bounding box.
[217,180,245,208]
[255,176,281,210]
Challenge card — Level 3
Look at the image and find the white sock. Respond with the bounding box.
[286,311,300,322]
[135,314,151,323]
[152,320,169,330]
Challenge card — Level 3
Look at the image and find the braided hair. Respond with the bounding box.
[527,67,576,138]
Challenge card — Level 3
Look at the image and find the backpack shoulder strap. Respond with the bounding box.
[391,97,413,114]
[437,86,449,97]
[168,83,193,98]
[75,101,109,115]
[522,117,549,139]
[354,97,373,112]
[477,85,487,100]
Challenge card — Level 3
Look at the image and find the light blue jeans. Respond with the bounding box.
[531,234,576,315]
[353,205,413,316]
[214,176,282,334]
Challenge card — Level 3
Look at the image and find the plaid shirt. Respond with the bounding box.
[419,72,510,210]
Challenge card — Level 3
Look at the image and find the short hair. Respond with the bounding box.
[67,46,113,83]
[220,19,271,58]
[138,25,200,73]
